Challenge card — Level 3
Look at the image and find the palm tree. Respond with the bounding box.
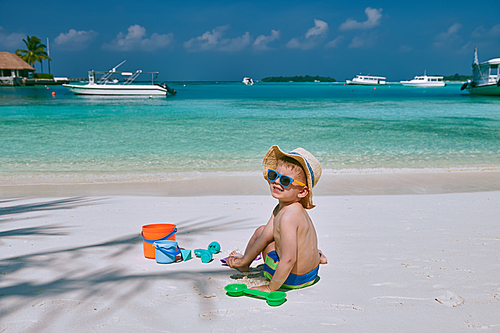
[15,36,51,72]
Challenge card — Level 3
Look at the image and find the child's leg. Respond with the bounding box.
[230,225,264,257]
[230,225,273,272]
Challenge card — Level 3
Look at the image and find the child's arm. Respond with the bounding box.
[265,214,298,291]
[227,217,275,269]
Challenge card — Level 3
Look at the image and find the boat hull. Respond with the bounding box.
[466,84,500,96]
[346,80,386,85]
[63,84,168,96]
[401,82,445,87]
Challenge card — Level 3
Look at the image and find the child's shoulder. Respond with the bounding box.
[279,203,308,222]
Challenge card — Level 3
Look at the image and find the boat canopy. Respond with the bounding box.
[485,58,500,65]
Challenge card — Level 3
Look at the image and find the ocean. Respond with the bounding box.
[1,82,499,185]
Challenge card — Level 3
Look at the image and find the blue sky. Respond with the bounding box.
[1,0,499,81]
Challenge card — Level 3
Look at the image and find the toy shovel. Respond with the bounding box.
[224,283,286,306]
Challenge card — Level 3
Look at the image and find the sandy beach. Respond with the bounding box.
[1,172,500,332]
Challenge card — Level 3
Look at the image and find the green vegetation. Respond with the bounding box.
[443,73,472,81]
[34,73,54,79]
[15,36,51,71]
[261,75,336,82]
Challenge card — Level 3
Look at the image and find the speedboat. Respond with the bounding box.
[401,73,445,87]
[242,77,253,85]
[63,61,176,96]
[346,74,386,85]
[461,46,500,96]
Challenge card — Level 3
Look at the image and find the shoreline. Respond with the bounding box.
[2,170,500,198]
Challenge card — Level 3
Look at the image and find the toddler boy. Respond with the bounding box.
[227,145,326,291]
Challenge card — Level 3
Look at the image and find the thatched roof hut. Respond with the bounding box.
[0,52,35,85]
[0,52,35,75]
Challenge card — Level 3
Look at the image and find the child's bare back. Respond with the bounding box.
[272,202,320,276]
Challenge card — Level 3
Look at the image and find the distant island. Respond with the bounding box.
[443,73,472,81]
[261,75,336,82]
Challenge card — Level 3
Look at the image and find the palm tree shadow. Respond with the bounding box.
[0,197,105,224]
[0,200,259,327]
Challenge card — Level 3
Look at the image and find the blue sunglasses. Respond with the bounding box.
[267,169,306,187]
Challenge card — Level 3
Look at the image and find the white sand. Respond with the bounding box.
[1,184,500,331]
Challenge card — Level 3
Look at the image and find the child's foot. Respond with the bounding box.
[319,250,328,264]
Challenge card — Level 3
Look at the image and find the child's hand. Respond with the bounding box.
[251,285,273,292]
[226,255,244,268]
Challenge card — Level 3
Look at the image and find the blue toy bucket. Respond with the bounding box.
[153,240,181,264]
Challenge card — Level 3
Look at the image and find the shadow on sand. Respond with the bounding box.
[0,199,257,328]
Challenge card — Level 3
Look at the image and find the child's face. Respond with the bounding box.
[269,164,308,203]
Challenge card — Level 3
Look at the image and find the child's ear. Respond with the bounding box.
[297,186,309,199]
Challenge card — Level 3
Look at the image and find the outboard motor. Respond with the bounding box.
[160,83,177,95]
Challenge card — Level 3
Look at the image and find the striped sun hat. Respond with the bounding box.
[262,145,322,209]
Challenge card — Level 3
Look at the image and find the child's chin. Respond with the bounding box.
[270,191,281,199]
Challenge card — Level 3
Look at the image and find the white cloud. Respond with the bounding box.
[473,24,500,38]
[305,19,329,38]
[0,27,26,49]
[471,26,487,38]
[286,19,328,50]
[348,36,365,48]
[325,35,344,48]
[219,32,251,52]
[184,25,251,52]
[339,7,383,31]
[433,23,462,49]
[54,29,97,50]
[347,33,378,48]
[253,30,280,51]
[489,24,500,36]
[103,25,173,51]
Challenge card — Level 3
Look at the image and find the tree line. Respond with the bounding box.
[261,75,337,82]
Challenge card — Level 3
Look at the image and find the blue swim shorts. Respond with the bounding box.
[263,250,319,289]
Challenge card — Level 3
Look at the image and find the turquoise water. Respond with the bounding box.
[1,82,499,184]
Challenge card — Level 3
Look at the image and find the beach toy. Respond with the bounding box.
[194,249,213,263]
[224,283,286,307]
[208,241,221,254]
[194,241,221,263]
[180,249,192,261]
[153,240,181,264]
[142,224,177,259]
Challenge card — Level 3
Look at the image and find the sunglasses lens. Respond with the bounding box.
[280,176,292,187]
[268,170,278,181]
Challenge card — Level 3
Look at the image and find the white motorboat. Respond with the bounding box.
[242,77,253,85]
[461,46,500,96]
[346,74,386,85]
[63,61,176,96]
[401,73,445,87]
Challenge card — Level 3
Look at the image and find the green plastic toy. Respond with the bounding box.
[224,283,287,306]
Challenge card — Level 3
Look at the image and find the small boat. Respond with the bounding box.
[63,61,176,96]
[346,74,386,85]
[461,46,500,96]
[242,77,253,85]
[400,72,445,87]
